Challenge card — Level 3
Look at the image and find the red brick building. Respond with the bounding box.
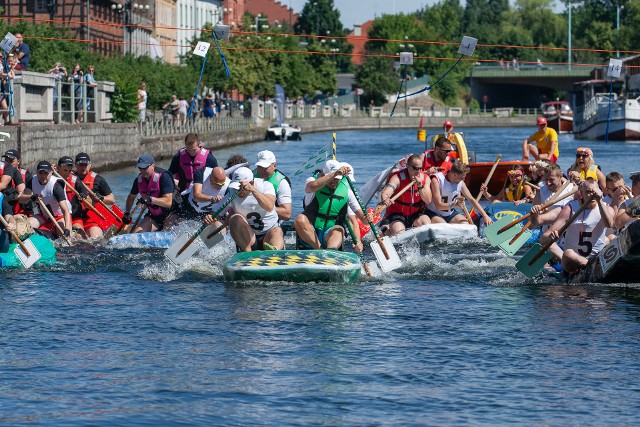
[243,0,298,30]
[346,20,373,67]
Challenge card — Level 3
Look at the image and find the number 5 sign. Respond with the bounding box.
[193,41,211,58]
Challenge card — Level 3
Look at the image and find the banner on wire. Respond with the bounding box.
[293,143,332,177]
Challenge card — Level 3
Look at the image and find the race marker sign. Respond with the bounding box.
[399,52,414,66]
[193,42,211,58]
[458,36,478,56]
[608,58,622,78]
[0,32,18,53]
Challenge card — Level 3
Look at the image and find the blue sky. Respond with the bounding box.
[288,0,430,29]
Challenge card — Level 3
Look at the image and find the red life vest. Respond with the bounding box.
[138,172,162,216]
[0,162,5,178]
[65,174,78,200]
[385,169,428,217]
[12,168,29,215]
[178,147,209,182]
[81,171,98,193]
[422,150,452,173]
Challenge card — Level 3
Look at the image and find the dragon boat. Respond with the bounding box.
[0,234,57,268]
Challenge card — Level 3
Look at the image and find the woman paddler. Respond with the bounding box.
[567,147,606,192]
[480,165,535,206]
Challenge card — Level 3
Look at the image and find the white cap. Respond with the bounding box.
[255,150,276,168]
[323,159,342,179]
[229,166,253,189]
[341,162,355,182]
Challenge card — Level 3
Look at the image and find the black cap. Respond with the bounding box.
[58,156,75,167]
[37,161,53,172]
[136,153,155,169]
[75,152,91,164]
[630,171,640,182]
[2,149,20,160]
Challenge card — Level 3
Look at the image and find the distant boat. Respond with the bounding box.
[572,79,640,140]
[541,101,573,133]
[265,84,302,141]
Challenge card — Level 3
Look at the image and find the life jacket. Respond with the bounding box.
[258,169,291,207]
[31,176,70,217]
[422,150,452,173]
[12,168,29,215]
[137,172,163,216]
[311,180,350,231]
[81,172,98,193]
[432,132,469,164]
[505,180,528,202]
[385,169,428,217]
[578,164,599,181]
[0,162,5,178]
[178,147,209,182]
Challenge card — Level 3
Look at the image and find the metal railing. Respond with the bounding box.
[139,112,254,137]
[52,79,97,124]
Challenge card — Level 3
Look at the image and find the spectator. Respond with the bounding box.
[162,95,180,125]
[178,96,188,125]
[48,63,67,118]
[203,93,215,121]
[0,53,15,125]
[68,64,84,123]
[13,34,30,71]
[188,94,200,122]
[137,82,147,122]
[84,65,98,113]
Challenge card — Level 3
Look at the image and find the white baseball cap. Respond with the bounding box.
[341,162,355,182]
[255,150,276,168]
[323,159,342,179]
[229,166,254,189]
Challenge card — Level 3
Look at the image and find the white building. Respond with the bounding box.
[176,0,223,61]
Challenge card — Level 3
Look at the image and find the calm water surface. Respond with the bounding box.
[2,128,640,425]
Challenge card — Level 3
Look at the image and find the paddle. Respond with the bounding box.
[110,198,143,237]
[200,222,226,249]
[359,180,416,237]
[460,198,474,225]
[0,215,41,268]
[344,216,373,277]
[485,180,575,247]
[476,154,502,201]
[52,170,106,220]
[164,190,238,265]
[345,175,402,272]
[127,203,148,234]
[497,220,533,256]
[34,196,73,246]
[516,196,595,278]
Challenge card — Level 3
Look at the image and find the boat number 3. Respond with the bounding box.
[246,212,265,231]
[578,231,593,256]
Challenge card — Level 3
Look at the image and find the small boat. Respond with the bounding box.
[542,101,573,133]
[265,123,302,141]
[222,249,361,283]
[567,220,640,284]
[0,234,57,268]
[573,78,640,140]
[465,160,531,196]
[108,232,175,249]
[389,223,478,245]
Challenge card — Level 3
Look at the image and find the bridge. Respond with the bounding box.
[468,64,594,109]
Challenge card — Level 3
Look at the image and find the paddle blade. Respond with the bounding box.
[164,232,205,265]
[370,236,402,272]
[362,260,382,277]
[14,238,41,269]
[498,227,533,256]
[515,243,552,278]
[198,223,226,249]
[102,225,117,240]
[485,216,522,247]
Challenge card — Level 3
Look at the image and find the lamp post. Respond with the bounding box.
[616,4,624,58]
[112,1,150,56]
[567,1,572,70]
[253,14,269,34]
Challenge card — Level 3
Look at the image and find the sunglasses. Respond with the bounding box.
[439,148,453,153]
[407,164,422,170]
[576,153,589,158]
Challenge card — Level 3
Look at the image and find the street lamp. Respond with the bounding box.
[252,14,269,34]
[111,1,150,55]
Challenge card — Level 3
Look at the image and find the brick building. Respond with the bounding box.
[244,0,298,29]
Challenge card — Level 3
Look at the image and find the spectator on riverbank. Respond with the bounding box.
[13,34,30,71]
[178,96,188,125]
[48,63,67,117]
[162,95,180,125]
[0,54,15,126]
[137,82,147,122]
[203,93,215,121]
[85,65,97,112]
[69,64,84,123]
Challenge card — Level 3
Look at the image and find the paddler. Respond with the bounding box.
[0,189,17,253]
[178,166,229,229]
[294,160,367,252]
[18,160,73,240]
[123,154,175,233]
[1,149,25,208]
[56,156,91,238]
[521,117,559,163]
[2,150,32,215]
[377,154,432,236]
[419,136,453,174]
[566,147,606,191]
[614,171,640,230]
[74,152,118,238]
[205,166,283,251]
[480,165,535,206]
[540,178,614,275]
[426,160,493,225]
[168,133,218,193]
[603,171,629,240]
[254,150,292,222]
[530,164,575,228]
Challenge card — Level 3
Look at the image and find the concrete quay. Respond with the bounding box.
[0,115,534,172]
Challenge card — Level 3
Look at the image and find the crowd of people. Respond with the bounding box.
[1,124,639,278]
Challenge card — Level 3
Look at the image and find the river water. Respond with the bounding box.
[2,127,640,424]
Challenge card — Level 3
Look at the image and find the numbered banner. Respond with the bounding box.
[599,236,623,275]
[399,52,414,66]
[193,41,211,58]
[0,32,18,53]
[608,58,623,78]
[458,36,478,56]
[214,24,231,41]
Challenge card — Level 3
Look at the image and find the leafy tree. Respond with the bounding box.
[355,56,398,106]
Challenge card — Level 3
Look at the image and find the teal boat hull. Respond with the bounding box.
[223,249,361,283]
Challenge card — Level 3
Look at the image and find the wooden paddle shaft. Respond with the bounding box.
[52,171,106,220]
[374,181,415,215]
[529,196,595,266]
[127,204,148,234]
[36,197,73,245]
[508,220,532,245]
[205,223,227,240]
[461,202,473,225]
[498,182,576,234]
[0,214,30,256]
[117,201,141,235]
[475,154,502,201]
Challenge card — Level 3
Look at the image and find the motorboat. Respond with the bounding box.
[542,101,573,133]
[265,123,302,141]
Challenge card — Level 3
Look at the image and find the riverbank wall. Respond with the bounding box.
[0,115,534,171]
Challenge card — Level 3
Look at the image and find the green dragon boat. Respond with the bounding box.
[222,249,361,283]
[0,234,57,268]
